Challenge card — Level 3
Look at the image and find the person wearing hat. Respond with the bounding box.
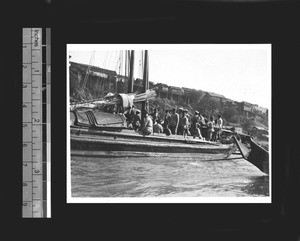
[131,109,141,131]
[169,107,179,135]
[140,110,153,135]
[191,111,204,140]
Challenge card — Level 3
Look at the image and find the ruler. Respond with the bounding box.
[22,28,51,218]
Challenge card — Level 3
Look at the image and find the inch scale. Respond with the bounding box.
[22,28,51,218]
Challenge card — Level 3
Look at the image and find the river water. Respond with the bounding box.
[71,153,269,199]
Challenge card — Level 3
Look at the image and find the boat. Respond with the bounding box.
[233,135,269,174]
[69,49,239,161]
[69,49,270,172]
[71,124,237,159]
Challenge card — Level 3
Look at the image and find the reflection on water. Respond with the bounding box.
[71,156,269,198]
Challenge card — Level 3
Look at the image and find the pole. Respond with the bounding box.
[141,50,149,125]
[128,50,134,93]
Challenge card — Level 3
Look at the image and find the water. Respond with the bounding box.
[71,155,269,198]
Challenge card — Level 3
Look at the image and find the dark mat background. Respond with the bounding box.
[2,0,299,240]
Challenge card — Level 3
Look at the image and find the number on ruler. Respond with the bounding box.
[33,118,40,123]
[23,64,27,69]
[23,123,27,127]
[23,84,27,88]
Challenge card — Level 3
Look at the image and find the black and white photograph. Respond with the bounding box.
[5,0,300,239]
[67,44,271,203]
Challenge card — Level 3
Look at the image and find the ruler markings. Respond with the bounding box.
[23,28,50,218]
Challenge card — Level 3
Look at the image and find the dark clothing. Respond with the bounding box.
[131,114,141,130]
[206,121,214,141]
[165,127,172,136]
[169,125,177,135]
[124,109,135,123]
[151,112,160,124]
[178,116,184,135]
[164,113,171,126]
[191,115,201,137]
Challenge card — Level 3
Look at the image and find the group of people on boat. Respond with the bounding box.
[123,105,224,141]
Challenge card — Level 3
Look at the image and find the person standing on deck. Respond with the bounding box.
[182,109,190,139]
[206,116,215,141]
[199,113,205,126]
[162,109,172,135]
[169,108,179,135]
[141,110,153,135]
[212,117,218,141]
[216,114,223,140]
[191,111,203,139]
[177,108,184,135]
[163,110,171,128]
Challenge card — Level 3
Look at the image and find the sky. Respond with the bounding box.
[68,44,271,109]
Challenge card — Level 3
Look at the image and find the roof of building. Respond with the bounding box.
[70,61,117,75]
[182,87,196,92]
[169,86,181,90]
[221,98,235,103]
[155,83,169,87]
[205,91,225,99]
[117,74,128,79]
[225,98,235,102]
[241,101,253,106]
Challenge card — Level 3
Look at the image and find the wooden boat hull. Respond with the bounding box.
[233,136,269,174]
[70,127,237,160]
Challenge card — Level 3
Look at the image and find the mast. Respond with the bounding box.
[128,50,134,93]
[141,50,149,125]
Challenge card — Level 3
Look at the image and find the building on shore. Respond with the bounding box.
[154,83,169,99]
[239,101,255,117]
[181,87,196,105]
[202,92,226,104]
[168,86,182,102]
[221,98,237,109]
[252,104,268,115]
[69,61,117,97]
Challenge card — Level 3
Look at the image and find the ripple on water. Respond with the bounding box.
[71,156,269,198]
